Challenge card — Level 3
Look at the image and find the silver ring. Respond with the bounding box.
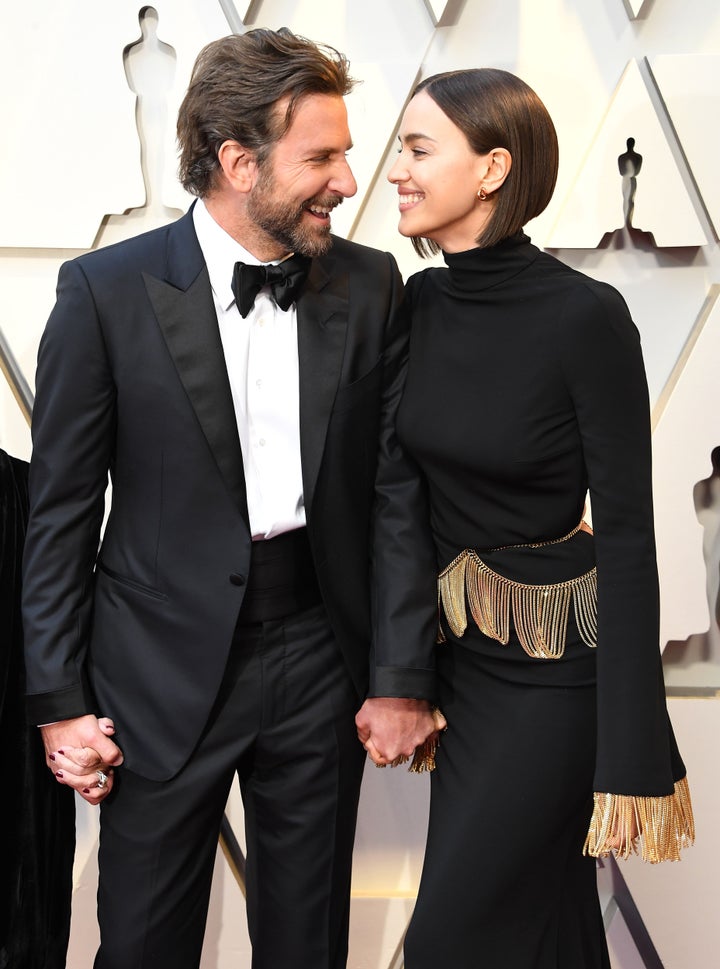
[96,769,108,790]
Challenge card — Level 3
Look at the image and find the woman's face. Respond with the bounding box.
[387,90,491,253]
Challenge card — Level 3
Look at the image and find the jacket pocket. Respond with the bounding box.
[331,356,383,414]
[95,563,168,601]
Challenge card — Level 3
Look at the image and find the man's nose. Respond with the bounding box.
[330,157,357,198]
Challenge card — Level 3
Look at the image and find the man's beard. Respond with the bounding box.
[247,170,340,257]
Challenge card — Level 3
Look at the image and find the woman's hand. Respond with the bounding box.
[41,715,123,805]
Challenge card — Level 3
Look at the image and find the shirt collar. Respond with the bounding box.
[193,198,288,313]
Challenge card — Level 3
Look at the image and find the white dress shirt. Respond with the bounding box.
[192,199,306,540]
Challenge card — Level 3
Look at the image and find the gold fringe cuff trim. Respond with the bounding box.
[437,549,597,658]
[407,734,439,773]
[583,776,695,863]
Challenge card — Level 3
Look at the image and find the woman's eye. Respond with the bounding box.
[396,144,427,156]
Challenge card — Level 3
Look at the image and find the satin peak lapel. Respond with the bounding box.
[143,265,249,526]
[297,257,349,513]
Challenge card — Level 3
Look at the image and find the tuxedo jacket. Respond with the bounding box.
[22,208,437,780]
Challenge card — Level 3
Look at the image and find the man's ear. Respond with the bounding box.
[478,148,512,198]
[216,139,259,194]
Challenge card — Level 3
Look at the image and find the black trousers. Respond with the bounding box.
[94,603,365,969]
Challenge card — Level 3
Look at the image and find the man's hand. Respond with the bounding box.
[41,714,124,805]
[355,697,437,766]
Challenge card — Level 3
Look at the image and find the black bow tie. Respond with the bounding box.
[231,254,311,318]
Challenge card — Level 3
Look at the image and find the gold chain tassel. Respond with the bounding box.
[583,776,695,863]
[438,553,468,638]
[407,733,440,773]
[437,549,597,658]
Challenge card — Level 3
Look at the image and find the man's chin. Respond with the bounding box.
[293,225,332,258]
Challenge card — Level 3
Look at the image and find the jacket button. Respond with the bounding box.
[229,573,246,586]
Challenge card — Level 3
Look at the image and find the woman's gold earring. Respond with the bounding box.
[477,187,487,201]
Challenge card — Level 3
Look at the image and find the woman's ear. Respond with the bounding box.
[478,148,512,198]
[216,139,258,194]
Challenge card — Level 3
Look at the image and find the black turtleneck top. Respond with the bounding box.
[397,233,684,797]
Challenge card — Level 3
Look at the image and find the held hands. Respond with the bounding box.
[41,714,124,805]
[355,697,444,768]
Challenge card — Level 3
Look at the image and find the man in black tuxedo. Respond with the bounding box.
[22,28,438,969]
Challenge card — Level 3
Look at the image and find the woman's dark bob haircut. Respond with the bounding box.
[410,68,559,257]
[177,27,355,198]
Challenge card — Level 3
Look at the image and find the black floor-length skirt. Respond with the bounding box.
[404,627,610,969]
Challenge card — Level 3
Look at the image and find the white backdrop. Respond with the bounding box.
[1,1,719,967]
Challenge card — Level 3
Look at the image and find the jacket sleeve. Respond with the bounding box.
[368,259,438,701]
[22,258,115,726]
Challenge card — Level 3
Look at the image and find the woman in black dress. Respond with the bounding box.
[387,69,694,968]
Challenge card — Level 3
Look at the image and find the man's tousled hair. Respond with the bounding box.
[177,28,356,197]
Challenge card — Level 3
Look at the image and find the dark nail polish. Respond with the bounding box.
[57,749,65,755]
[56,771,64,779]
[83,788,90,794]
[49,754,56,761]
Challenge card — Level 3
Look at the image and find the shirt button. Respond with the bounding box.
[229,573,246,586]
[259,438,266,447]
[256,379,263,389]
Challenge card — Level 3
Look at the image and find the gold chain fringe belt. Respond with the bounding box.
[437,523,597,659]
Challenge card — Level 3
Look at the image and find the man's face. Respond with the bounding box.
[247,93,357,257]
